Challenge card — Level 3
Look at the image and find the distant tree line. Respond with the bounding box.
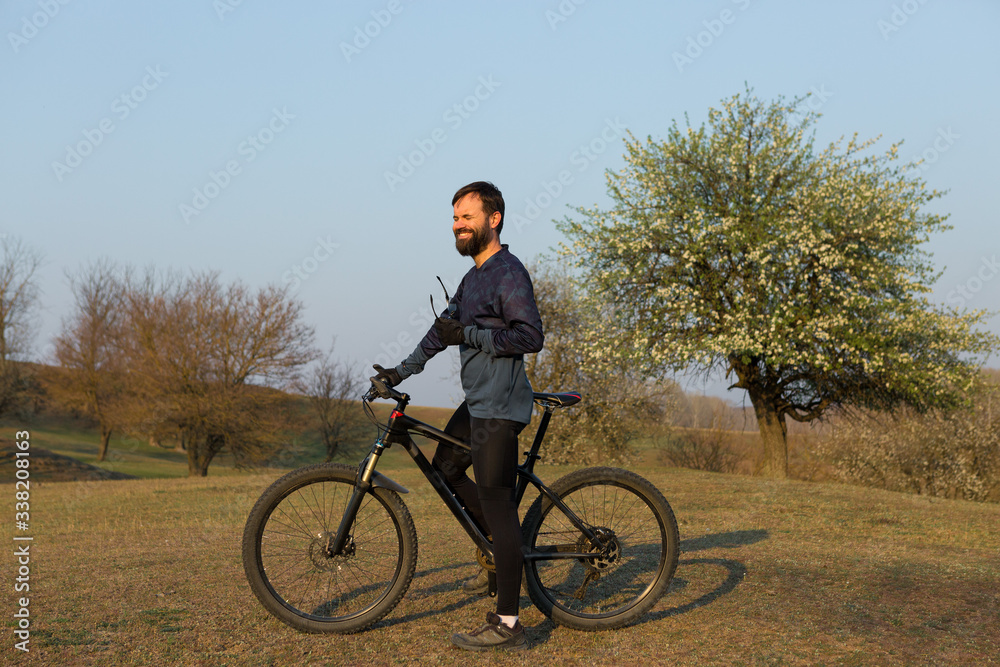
[5,89,999,496]
[47,260,320,476]
[0,236,42,418]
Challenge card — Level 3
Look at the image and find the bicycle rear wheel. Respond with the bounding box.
[521,467,679,630]
[242,463,417,634]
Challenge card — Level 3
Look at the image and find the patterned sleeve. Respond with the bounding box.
[465,265,544,357]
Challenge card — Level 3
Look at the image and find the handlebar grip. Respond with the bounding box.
[369,377,391,399]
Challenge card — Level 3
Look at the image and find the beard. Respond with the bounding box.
[454,222,492,257]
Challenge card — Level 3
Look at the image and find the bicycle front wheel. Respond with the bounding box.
[242,463,417,634]
[522,467,679,630]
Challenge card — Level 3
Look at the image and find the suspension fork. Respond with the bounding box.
[328,396,411,555]
[327,440,386,556]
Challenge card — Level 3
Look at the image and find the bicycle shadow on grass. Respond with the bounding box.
[525,529,766,645]
[679,528,769,553]
[372,562,483,629]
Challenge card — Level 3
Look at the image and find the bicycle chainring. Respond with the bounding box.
[476,548,496,573]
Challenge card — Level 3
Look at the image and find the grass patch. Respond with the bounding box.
[4,461,999,665]
[1,400,454,481]
[137,609,189,633]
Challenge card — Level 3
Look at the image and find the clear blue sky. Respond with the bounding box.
[4,0,998,409]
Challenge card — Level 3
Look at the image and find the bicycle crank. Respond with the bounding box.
[475,548,498,598]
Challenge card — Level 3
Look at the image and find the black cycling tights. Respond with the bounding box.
[432,402,524,617]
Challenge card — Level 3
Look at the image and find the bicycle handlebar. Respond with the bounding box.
[365,376,404,403]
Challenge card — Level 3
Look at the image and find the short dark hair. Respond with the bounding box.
[452,181,505,236]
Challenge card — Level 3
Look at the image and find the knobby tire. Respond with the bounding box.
[521,467,680,630]
[242,463,418,634]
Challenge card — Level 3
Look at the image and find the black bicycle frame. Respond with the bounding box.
[328,391,604,563]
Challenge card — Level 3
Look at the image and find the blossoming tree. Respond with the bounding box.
[558,89,998,478]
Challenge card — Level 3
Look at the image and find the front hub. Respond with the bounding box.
[309,531,354,570]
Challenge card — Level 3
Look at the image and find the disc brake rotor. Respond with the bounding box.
[309,531,353,571]
[577,527,622,572]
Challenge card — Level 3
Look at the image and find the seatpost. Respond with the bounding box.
[527,408,554,462]
[515,406,554,505]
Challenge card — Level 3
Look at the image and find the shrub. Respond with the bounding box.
[824,381,1000,502]
[657,427,743,474]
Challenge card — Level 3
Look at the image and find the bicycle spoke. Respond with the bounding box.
[530,479,668,618]
[254,470,411,626]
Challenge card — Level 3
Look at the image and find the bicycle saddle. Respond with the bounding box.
[532,391,582,408]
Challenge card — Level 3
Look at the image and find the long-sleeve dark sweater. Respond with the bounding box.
[395,245,544,424]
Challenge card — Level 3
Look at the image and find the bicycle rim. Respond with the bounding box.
[256,476,406,624]
[528,478,668,620]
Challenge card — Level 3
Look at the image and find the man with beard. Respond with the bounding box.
[374,181,543,651]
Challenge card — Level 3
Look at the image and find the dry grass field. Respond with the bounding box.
[3,447,999,666]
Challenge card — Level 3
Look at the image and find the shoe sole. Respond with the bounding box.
[450,638,528,652]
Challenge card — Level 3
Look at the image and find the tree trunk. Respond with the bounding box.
[97,425,112,462]
[748,391,788,478]
[188,451,210,477]
[187,440,216,477]
[324,433,337,462]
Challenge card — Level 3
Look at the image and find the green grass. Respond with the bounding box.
[4,460,999,665]
[5,406,999,663]
[1,401,454,480]
[9,419,231,478]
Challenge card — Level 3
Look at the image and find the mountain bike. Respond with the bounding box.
[242,375,680,634]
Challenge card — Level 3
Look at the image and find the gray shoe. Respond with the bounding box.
[461,567,489,595]
[450,612,528,652]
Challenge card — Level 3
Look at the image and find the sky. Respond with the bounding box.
[4,0,999,410]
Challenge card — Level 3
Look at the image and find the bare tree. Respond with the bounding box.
[121,270,317,476]
[304,340,364,461]
[51,259,128,461]
[0,235,43,417]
